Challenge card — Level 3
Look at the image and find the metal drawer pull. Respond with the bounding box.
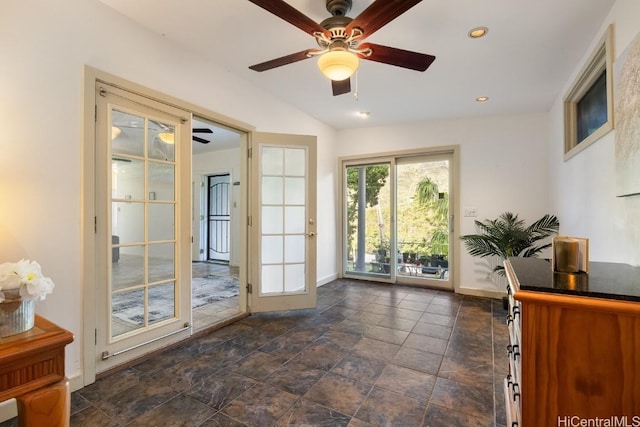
[512,382,521,401]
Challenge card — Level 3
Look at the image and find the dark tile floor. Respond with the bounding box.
[1,279,509,427]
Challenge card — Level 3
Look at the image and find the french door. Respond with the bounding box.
[248,132,317,312]
[342,151,455,290]
[94,82,192,373]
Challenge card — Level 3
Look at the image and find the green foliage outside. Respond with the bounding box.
[346,162,450,266]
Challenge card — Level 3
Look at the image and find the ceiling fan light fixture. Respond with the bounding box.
[111,126,122,140]
[158,132,175,144]
[317,50,359,81]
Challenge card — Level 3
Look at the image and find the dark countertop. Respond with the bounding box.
[507,257,640,302]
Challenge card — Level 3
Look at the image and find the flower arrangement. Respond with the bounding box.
[0,259,55,303]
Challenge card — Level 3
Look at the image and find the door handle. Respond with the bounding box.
[307,231,316,237]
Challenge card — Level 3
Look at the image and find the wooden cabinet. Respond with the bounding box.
[504,258,640,427]
[0,315,74,426]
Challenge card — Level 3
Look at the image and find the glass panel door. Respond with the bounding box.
[396,156,451,287]
[110,109,178,336]
[95,82,191,373]
[344,163,392,279]
[249,132,317,313]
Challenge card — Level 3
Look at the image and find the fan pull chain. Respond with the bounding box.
[353,71,359,101]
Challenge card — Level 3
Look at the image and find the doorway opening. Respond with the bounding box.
[190,116,242,331]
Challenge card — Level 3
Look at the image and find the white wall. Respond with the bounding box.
[337,112,552,294]
[549,0,640,266]
[0,0,337,383]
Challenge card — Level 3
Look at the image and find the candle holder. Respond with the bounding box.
[552,236,589,273]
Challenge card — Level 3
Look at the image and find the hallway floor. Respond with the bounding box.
[191,261,240,332]
[2,279,509,426]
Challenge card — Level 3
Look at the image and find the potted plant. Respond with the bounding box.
[460,211,560,276]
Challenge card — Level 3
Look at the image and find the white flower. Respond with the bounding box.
[0,259,55,302]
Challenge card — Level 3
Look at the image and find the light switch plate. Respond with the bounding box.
[464,207,478,217]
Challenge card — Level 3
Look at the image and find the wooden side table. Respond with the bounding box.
[0,315,74,427]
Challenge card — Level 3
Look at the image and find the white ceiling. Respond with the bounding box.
[100,0,615,130]
[192,116,242,154]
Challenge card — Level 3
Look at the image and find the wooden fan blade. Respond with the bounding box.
[193,136,210,144]
[249,49,315,72]
[192,128,213,134]
[332,78,351,96]
[248,0,329,37]
[359,43,435,71]
[346,0,423,39]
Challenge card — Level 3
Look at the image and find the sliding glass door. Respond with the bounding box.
[342,151,454,290]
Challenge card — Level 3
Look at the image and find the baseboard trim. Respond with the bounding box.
[457,286,506,300]
[317,273,338,287]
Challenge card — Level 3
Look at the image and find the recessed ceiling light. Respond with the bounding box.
[476,96,489,102]
[468,27,488,39]
[357,111,371,118]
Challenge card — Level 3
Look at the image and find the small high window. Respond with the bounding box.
[563,25,614,160]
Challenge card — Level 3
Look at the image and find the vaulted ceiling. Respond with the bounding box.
[100,0,615,130]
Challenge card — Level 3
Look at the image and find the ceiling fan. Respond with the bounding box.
[192,128,212,144]
[248,0,436,96]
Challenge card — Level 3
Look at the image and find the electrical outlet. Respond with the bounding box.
[464,207,478,217]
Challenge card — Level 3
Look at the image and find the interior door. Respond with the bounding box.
[249,132,317,312]
[95,82,192,373]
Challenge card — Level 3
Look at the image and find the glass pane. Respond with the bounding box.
[284,177,305,205]
[112,202,144,244]
[112,158,144,200]
[261,265,283,294]
[148,203,175,241]
[284,148,305,176]
[576,71,607,143]
[262,206,283,234]
[262,236,283,264]
[148,120,175,162]
[111,110,144,157]
[284,264,305,292]
[149,243,174,283]
[396,159,449,281]
[262,177,283,205]
[285,235,305,263]
[148,282,175,324]
[111,245,144,290]
[111,288,144,336]
[284,206,305,234]
[345,164,391,276]
[148,162,175,201]
[262,147,283,175]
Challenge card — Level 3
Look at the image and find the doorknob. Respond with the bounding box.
[307,231,316,237]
